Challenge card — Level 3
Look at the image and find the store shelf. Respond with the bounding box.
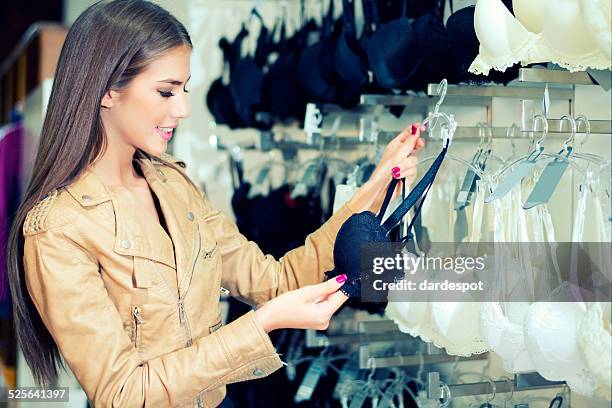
[519,67,596,85]
[361,93,489,107]
[427,371,565,399]
[427,82,574,100]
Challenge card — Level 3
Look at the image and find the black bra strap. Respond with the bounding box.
[382,146,448,232]
[377,177,404,221]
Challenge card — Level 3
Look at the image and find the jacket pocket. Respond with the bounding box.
[132,305,144,349]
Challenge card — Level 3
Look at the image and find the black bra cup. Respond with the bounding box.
[404,10,461,92]
[446,5,519,84]
[325,145,449,299]
[261,20,318,122]
[334,0,369,108]
[230,15,275,130]
[366,1,422,90]
[298,1,344,104]
[230,56,267,127]
[206,37,246,129]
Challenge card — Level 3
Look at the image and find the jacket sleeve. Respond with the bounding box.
[200,193,367,308]
[23,223,283,408]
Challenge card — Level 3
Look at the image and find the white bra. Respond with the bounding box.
[470,0,612,75]
[523,176,611,399]
[480,184,541,374]
[578,301,612,400]
[386,182,490,357]
[524,294,600,398]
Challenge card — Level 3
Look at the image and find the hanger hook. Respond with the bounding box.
[559,114,576,152]
[434,78,448,116]
[482,375,497,404]
[507,123,519,154]
[485,123,493,149]
[575,114,591,151]
[477,122,486,148]
[533,114,549,151]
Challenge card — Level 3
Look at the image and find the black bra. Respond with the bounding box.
[325,144,449,298]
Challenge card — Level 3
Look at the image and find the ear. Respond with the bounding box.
[101,89,120,109]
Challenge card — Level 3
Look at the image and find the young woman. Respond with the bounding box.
[6,1,424,407]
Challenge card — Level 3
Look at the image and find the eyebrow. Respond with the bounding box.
[157,75,191,85]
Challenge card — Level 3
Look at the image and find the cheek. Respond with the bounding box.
[121,94,167,138]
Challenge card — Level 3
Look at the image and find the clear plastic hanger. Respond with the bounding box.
[291,117,351,198]
[247,151,293,198]
[486,115,589,205]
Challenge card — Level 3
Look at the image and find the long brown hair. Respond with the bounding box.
[5,0,196,386]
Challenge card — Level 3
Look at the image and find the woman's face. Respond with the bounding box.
[100,44,191,157]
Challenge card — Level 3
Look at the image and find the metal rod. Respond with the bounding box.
[523,119,611,134]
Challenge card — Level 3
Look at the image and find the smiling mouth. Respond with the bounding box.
[156,127,173,141]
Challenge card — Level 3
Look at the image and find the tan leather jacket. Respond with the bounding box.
[22,151,367,408]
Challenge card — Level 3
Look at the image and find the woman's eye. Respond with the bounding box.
[159,90,174,98]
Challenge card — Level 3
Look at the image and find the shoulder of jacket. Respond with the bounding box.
[23,189,79,236]
[154,152,187,169]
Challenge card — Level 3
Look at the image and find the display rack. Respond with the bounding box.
[426,371,565,400]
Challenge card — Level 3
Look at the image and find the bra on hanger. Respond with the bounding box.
[470,0,611,75]
[480,185,538,373]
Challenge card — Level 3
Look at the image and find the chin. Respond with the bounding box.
[140,142,167,158]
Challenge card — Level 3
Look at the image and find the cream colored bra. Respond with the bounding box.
[470,0,611,75]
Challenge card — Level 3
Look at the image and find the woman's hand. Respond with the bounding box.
[348,123,426,214]
[254,275,349,333]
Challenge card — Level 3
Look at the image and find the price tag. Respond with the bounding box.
[294,357,327,403]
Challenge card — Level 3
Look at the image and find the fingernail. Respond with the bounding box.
[336,274,347,284]
[411,124,418,135]
[392,167,400,178]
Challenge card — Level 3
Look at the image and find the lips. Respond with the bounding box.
[155,127,173,141]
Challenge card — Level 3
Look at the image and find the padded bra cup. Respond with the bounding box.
[325,146,448,298]
[470,0,611,74]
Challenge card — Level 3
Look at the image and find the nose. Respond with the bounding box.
[171,91,190,119]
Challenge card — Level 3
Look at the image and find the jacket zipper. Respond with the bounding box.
[151,224,201,348]
[132,306,143,348]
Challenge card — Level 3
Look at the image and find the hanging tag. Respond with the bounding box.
[486,159,538,203]
[294,356,326,403]
[454,207,468,245]
[255,165,271,186]
[455,169,479,210]
[348,386,370,408]
[523,158,569,209]
[333,359,360,399]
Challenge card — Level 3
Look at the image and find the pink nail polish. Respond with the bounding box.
[392,166,400,174]
[411,124,417,135]
[336,274,347,284]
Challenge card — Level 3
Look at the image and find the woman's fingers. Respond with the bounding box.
[392,155,419,180]
[306,274,346,301]
[318,290,349,315]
